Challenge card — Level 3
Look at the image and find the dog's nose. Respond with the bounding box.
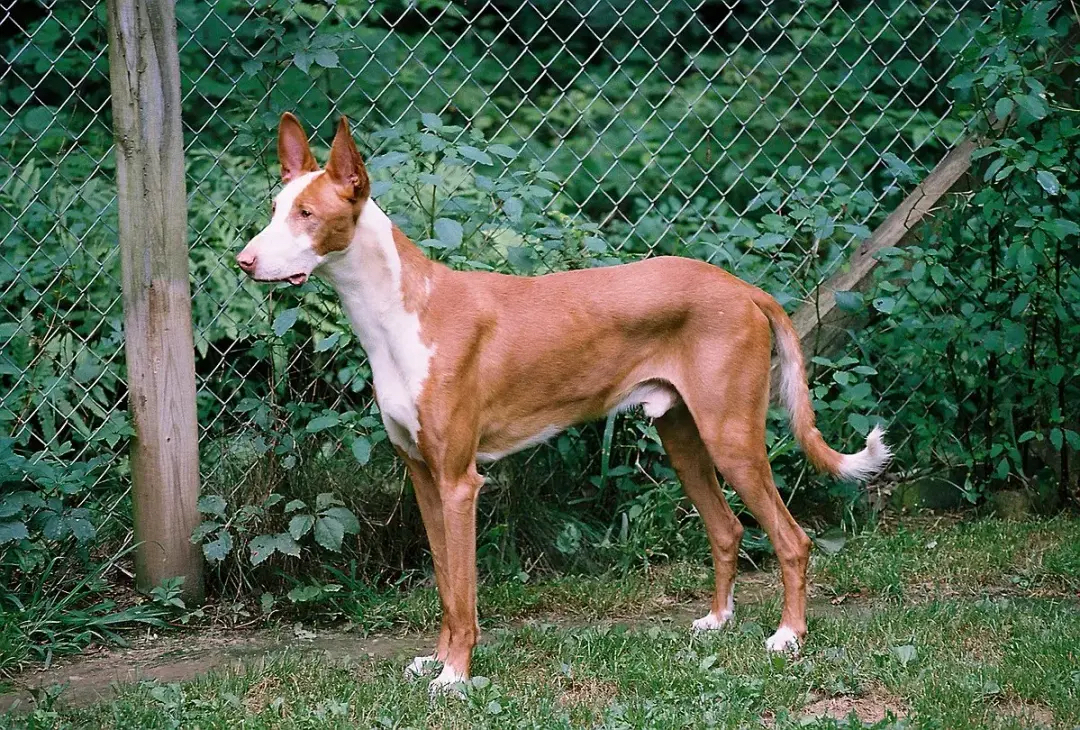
[236,251,256,273]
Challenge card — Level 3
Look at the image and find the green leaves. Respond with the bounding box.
[834,290,863,313]
[288,514,315,541]
[881,152,915,182]
[1014,93,1048,120]
[872,296,896,314]
[488,144,518,159]
[273,308,300,337]
[1035,170,1059,195]
[502,197,524,223]
[305,412,340,433]
[847,413,871,436]
[190,489,361,567]
[314,332,341,353]
[421,112,443,131]
[0,521,30,545]
[351,436,372,465]
[507,246,538,273]
[323,507,360,535]
[249,533,301,566]
[433,218,463,249]
[314,515,345,552]
[313,508,359,552]
[993,97,1014,121]
[202,530,233,563]
[368,151,408,171]
[313,49,339,69]
[293,49,339,74]
[458,145,493,165]
[813,529,847,555]
[198,495,227,519]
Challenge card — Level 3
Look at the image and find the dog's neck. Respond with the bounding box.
[318,201,437,414]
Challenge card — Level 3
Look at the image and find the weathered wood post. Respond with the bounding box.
[106,0,204,602]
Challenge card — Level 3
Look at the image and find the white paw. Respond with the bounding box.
[404,654,440,679]
[692,610,733,632]
[428,664,468,697]
[765,626,800,654]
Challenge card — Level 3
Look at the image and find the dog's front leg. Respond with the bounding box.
[399,452,452,678]
[427,463,484,693]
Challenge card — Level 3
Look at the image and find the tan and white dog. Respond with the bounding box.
[237,113,891,692]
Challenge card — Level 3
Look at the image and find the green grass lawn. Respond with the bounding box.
[3,516,1078,729]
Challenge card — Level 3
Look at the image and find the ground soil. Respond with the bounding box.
[0,570,876,715]
[1,602,729,714]
[0,626,430,713]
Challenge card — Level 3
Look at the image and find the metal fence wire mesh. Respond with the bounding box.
[2,0,1012,549]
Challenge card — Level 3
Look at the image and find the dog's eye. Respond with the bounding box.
[299,208,312,218]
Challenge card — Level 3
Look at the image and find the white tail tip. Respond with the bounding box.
[837,425,891,482]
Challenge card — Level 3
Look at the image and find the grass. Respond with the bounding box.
[814,515,1080,601]
[2,515,1078,729]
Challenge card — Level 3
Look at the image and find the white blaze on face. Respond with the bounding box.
[240,171,325,282]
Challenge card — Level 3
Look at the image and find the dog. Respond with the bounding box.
[237,113,890,692]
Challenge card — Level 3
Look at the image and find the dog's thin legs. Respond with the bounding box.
[691,416,812,656]
[400,454,452,675]
[708,446,810,651]
[430,465,484,690]
[680,318,811,653]
[655,404,743,630]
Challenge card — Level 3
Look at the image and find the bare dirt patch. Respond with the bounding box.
[993,698,1057,728]
[0,627,430,714]
[554,677,618,710]
[800,691,907,724]
[242,673,283,715]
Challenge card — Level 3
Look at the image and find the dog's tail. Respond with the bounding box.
[751,290,891,482]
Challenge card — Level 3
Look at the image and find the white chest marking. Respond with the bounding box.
[319,202,433,459]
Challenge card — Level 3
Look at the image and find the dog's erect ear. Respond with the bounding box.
[325,116,370,202]
[278,113,318,183]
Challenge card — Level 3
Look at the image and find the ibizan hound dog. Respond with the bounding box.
[237,113,891,692]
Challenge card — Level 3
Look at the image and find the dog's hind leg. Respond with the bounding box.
[678,312,812,653]
[656,403,744,631]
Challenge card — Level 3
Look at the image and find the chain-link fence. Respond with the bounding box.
[9,0,1072,585]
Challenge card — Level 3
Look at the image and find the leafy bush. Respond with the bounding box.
[851,1,1079,504]
[192,491,361,568]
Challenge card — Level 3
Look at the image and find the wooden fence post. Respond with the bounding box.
[106,0,204,603]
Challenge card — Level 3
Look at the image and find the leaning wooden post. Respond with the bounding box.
[770,135,982,393]
[106,0,204,602]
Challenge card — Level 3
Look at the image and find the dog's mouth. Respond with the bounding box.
[253,273,309,286]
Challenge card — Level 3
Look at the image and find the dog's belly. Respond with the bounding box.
[475,381,680,464]
[476,424,564,463]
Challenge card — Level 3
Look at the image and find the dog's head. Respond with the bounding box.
[236,113,370,285]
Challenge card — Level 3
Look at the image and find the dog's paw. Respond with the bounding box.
[692,610,732,632]
[765,626,800,654]
[428,665,468,698]
[404,654,440,679]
